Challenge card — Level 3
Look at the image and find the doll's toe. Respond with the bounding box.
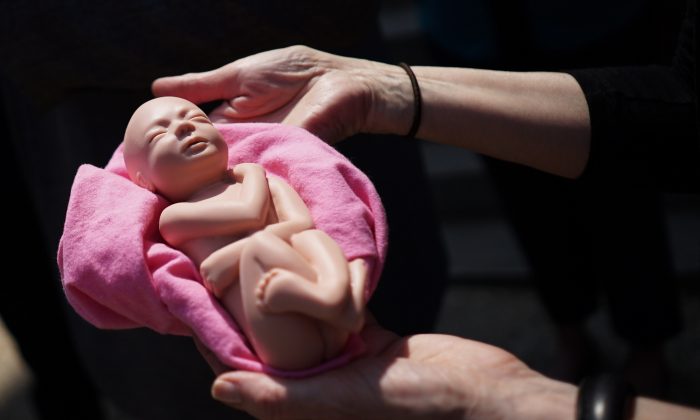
[255,268,279,308]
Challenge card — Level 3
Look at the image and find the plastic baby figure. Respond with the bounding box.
[123,96,368,370]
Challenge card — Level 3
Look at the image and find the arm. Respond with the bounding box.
[160,163,270,246]
[634,398,700,420]
[372,65,591,179]
[155,29,698,187]
[262,177,314,241]
[152,46,590,179]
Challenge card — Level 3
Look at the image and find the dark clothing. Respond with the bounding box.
[0,1,379,107]
[486,159,681,346]
[570,0,699,192]
[423,0,688,351]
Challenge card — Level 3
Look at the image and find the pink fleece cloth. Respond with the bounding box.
[58,123,387,377]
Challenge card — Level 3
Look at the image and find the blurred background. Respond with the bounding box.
[1,0,698,418]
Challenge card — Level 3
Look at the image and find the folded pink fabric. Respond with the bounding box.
[58,122,387,377]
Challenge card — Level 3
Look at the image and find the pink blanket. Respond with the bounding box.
[58,123,387,377]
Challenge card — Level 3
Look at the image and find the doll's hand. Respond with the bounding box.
[209,315,577,420]
[152,45,407,144]
[231,163,266,183]
[199,256,230,298]
[199,238,249,297]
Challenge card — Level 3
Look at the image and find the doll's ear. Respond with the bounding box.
[135,171,155,192]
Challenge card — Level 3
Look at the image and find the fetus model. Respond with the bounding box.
[123,96,367,370]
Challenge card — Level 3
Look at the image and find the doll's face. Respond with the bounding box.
[124,96,228,201]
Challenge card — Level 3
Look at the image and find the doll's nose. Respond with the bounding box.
[175,121,195,137]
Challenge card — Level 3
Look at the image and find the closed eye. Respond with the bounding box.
[191,115,210,123]
[149,132,166,143]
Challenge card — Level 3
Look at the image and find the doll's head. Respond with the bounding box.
[123,96,228,202]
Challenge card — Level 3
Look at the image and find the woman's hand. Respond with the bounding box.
[152,45,413,144]
[208,315,576,420]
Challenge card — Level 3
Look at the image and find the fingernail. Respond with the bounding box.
[212,379,242,404]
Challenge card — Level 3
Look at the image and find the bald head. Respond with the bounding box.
[121,96,229,201]
[124,97,207,174]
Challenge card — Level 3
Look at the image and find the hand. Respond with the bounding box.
[199,238,248,297]
[152,45,412,143]
[208,315,576,419]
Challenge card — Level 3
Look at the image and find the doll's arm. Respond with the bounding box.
[160,164,270,246]
[262,177,314,242]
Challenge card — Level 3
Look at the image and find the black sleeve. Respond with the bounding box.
[567,0,699,192]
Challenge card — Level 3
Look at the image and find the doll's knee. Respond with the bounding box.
[249,230,278,248]
[289,229,324,246]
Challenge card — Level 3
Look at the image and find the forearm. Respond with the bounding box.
[368,64,591,179]
[633,397,700,420]
[263,177,314,241]
[236,167,270,220]
[503,376,700,420]
[161,200,267,245]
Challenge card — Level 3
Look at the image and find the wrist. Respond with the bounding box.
[364,61,416,136]
[502,374,578,420]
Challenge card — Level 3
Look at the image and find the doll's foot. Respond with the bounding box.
[255,269,278,307]
[256,268,305,312]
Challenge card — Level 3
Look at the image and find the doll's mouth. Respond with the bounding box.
[182,137,208,153]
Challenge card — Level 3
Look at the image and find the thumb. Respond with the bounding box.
[151,64,239,104]
[212,371,314,419]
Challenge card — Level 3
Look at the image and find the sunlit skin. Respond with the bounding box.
[124,97,368,370]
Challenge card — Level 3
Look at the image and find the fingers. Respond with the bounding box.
[152,63,238,104]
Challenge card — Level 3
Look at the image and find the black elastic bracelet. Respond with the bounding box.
[398,62,422,138]
[577,374,636,420]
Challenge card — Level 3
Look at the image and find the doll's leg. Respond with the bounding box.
[257,230,367,331]
[240,230,317,298]
[237,231,326,370]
